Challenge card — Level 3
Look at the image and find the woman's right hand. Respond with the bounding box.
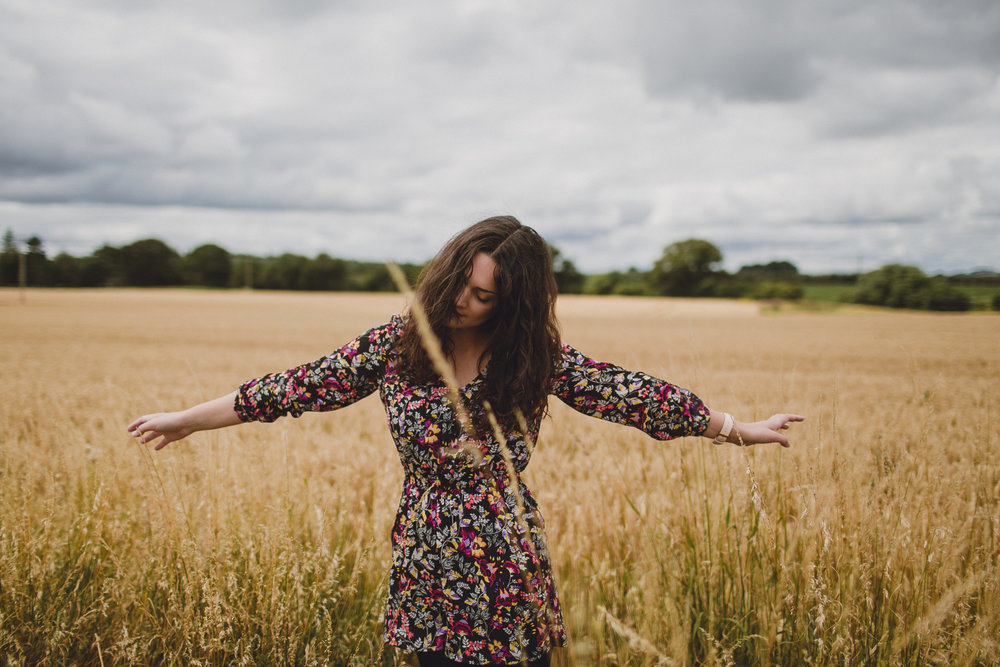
[128,391,242,450]
[128,411,194,450]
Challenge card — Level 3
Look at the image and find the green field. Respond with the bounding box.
[955,284,1000,309]
[800,282,857,303]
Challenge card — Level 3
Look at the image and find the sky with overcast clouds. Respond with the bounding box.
[1,0,998,275]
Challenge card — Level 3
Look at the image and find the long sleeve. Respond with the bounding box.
[234,316,401,423]
[550,342,711,440]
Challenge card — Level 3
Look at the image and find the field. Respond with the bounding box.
[2,289,999,666]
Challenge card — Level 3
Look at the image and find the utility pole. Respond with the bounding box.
[18,241,26,304]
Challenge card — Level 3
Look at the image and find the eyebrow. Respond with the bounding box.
[472,286,496,295]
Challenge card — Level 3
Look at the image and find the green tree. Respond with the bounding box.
[359,264,396,292]
[736,260,800,282]
[854,264,925,308]
[299,253,347,291]
[853,264,969,311]
[183,244,231,287]
[229,255,259,289]
[587,268,652,296]
[117,239,182,286]
[89,246,121,286]
[51,253,83,287]
[258,253,308,290]
[398,263,424,290]
[651,239,723,296]
[733,261,803,300]
[550,246,585,294]
[747,281,805,300]
[922,277,971,311]
[1,229,18,286]
[25,236,53,286]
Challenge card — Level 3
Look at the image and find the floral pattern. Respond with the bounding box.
[235,315,710,665]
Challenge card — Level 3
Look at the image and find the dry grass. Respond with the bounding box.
[1,288,998,665]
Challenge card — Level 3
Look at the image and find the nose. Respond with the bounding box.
[455,286,470,310]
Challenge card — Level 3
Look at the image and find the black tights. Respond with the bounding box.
[416,651,550,667]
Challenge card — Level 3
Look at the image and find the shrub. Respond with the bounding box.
[853,264,970,311]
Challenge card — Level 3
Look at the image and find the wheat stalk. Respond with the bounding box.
[386,262,482,463]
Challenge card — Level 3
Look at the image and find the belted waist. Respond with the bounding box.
[407,448,507,491]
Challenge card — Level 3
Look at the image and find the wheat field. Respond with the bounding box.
[1,288,998,666]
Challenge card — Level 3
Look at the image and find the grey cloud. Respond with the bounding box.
[634,1,826,102]
[0,163,407,212]
[633,0,1000,104]
[617,202,652,229]
[807,64,996,138]
[82,0,340,26]
[2,0,998,275]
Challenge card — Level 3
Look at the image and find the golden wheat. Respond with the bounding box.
[1,288,998,665]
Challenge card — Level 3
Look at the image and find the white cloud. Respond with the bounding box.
[0,0,998,274]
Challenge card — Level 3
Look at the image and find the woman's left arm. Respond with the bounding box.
[702,410,804,448]
[552,343,803,445]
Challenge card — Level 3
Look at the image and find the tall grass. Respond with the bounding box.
[1,289,998,665]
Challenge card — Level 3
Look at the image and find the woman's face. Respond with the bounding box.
[449,252,498,331]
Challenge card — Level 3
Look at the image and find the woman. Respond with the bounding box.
[129,216,803,666]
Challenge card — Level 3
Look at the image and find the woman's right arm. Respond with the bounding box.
[128,316,403,451]
[128,391,241,450]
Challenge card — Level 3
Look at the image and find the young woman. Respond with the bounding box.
[129,216,803,666]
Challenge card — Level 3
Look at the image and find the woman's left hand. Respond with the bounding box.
[734,414,804,447]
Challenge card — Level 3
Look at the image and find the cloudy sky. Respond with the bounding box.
[2,0,998,275]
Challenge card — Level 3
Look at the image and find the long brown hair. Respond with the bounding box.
[395,216,561,424]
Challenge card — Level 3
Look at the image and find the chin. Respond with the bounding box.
[450,318,485,331]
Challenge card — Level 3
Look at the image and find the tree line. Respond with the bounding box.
[3,229,996,311]
[1,232,425,292]
[590,238,992,311]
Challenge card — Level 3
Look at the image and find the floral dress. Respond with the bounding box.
[234,315,710,665]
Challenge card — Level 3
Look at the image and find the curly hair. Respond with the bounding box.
[394,216,561,425]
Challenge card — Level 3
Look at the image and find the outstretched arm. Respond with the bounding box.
[128,391,241,451]
[702,409,804,447]
[128,317,402,450]
[552,343,803,446]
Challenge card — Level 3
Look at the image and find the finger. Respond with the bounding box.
[136,427,160,444]
[130,415,162,435]
[773,414,804,429]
